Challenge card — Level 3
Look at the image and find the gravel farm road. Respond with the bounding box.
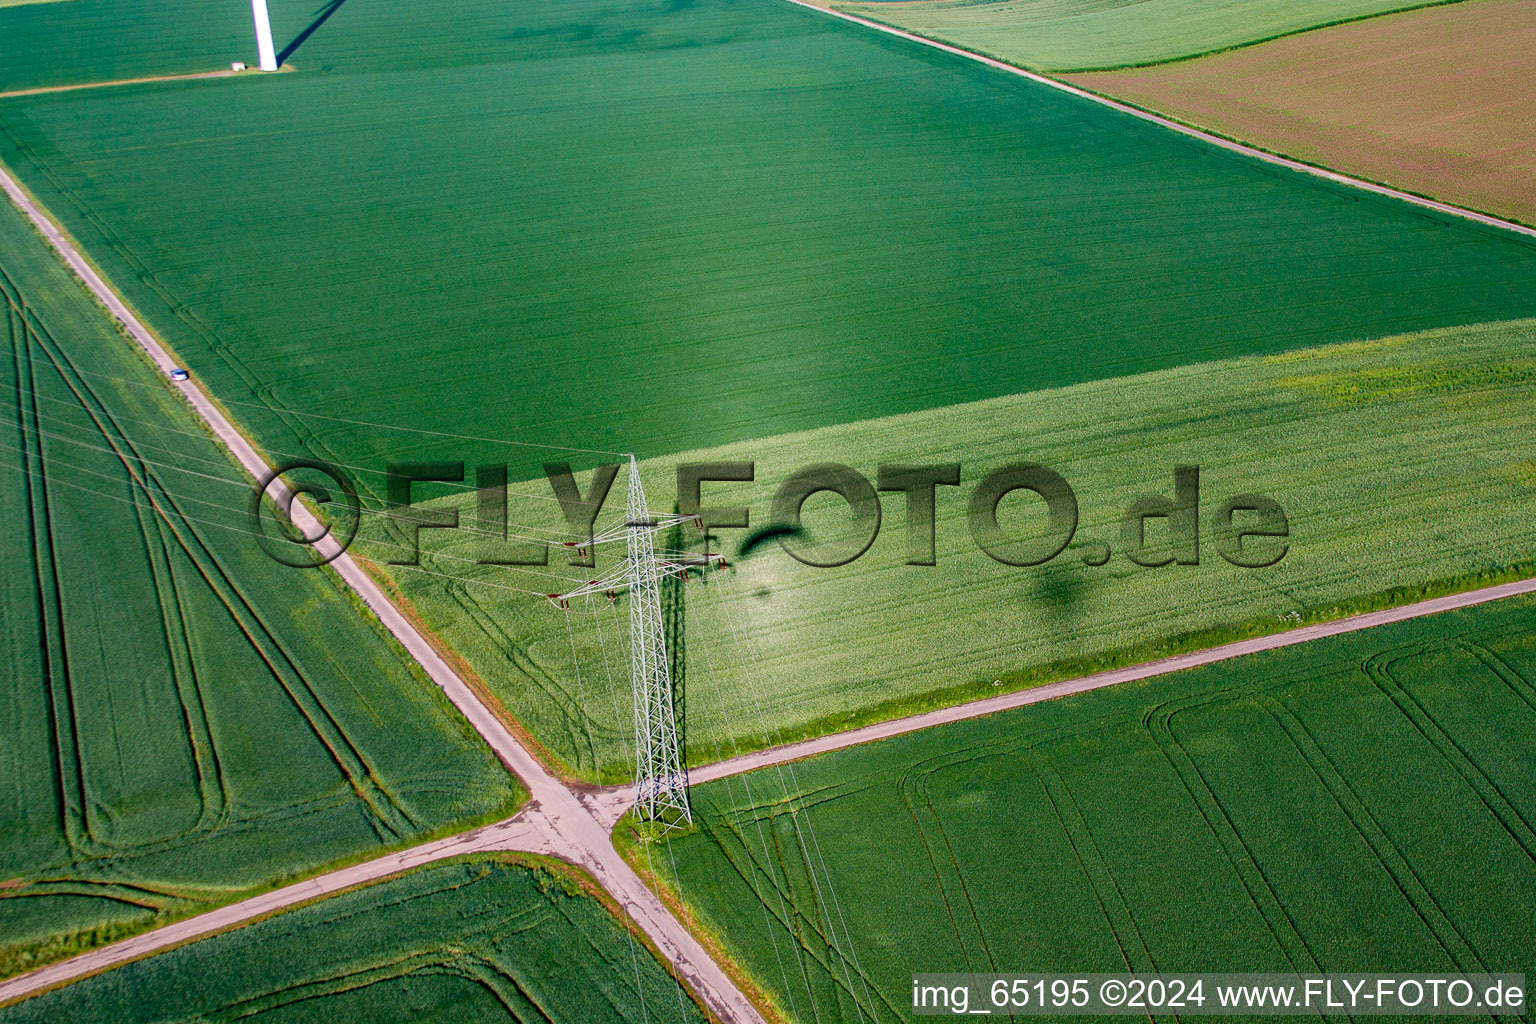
[5,11,1536,1012]
[687,576,1536,789]
[0,818,552,1006]
[0,163,768,1024]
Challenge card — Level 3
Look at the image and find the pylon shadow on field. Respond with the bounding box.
[278,0,350,66]
[1031,560,1093,624]
[662,516,688,769]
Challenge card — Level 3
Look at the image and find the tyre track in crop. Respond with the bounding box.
[1258,691,1487,974]
[6,879,192,916]
[4,260,421,866]
[898,751,999,975]
[450,583,604,775]
[1155,678,1500,977]
[694,799,857,1019]
[2,284,93,858]
[698,812,805,947]
[201,950,540,1023]
[106,357,224,840]
[898,733,1156,979]
[143,519,231,833]
[921,718,1161,978]
[1365,644,1536,861]
[0,295,79,853]
[19,284,419,848]
[1465,643,1536,716]
[746,800,856,1014]
[5,273,228,853]
[774,824,889,1023]
[1144,692,1320,973]
[1017,743,1157,974]
[0,298,33,828]
[706,793,894,1019]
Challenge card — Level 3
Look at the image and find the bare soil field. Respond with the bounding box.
[1070,0,1536,225]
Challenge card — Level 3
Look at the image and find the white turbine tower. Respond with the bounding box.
[251,0,279,71]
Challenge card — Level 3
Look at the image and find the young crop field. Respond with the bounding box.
[1,0,1535,490]
[0,856,708,1022]
[823,0,1464,72]
[1069,0,1536,226]
[377,316,1536,780]
[0,197,520,979]
[0,0,254,94]
[648,592,1536,1022]
[1,0,1533,1016]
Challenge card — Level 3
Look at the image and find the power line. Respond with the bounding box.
[678,583,821,1024]
[0,380,623,514]
[0,453,578,595]
[0,409,615,546]
[60,365,633,458]
[706,575,879,1020]
[0,411,709,592]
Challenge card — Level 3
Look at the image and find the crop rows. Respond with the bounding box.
[376,316,1536,779]
[1,857,707,1023]
[3,0,1536,489]
[0,200,518,979]
[650,593,1536,1022]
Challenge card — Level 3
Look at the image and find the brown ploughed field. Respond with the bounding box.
[1069,0,1536,226]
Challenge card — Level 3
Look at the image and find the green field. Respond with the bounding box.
[379,317,1536,779]
[0,196,520,978]
[0,0,366,94]
[649,592,1536,1022]
[0,856,708,1022]
[827,0,1464,72]
[1,0,1535,491]
[0,0,251,94]
[4,0,1531,787]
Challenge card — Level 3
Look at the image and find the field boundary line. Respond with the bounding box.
[777,0,1536,241]
[0,70,249,100]
[845,0,1475,75]
[685,575,1536,787]
[0,819,547,1007]
[0,162,766,1024]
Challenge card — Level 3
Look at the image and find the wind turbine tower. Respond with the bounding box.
[251,0,278,71]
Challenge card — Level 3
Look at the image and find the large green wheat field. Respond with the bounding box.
[2,0,1535,484]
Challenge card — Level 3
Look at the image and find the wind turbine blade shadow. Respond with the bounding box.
[277,0,350,65]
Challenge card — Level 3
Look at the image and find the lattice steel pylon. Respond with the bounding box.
[624,456,691,826]
[548,457,709,827]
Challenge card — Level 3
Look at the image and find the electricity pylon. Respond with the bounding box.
[624,458,691,825]
[550,457,720,828]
